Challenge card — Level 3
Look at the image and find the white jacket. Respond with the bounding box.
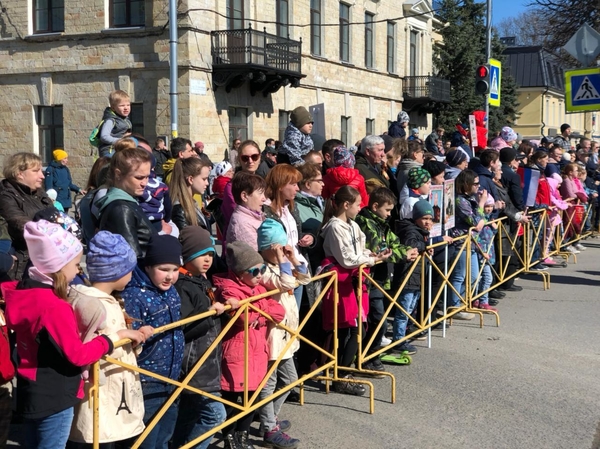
[68,285,145,444]
[321,216,375,269]
[261,262,311,361]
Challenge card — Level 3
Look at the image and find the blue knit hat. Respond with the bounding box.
[87,231,137,283]
[257,218,288,251]
[412,200,434,220]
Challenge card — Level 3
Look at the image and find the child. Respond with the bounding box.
[44,149,84,213]
[138,154,175,236]
[400,167,431,219]
[392,200,434,354]
[211,161,234,199]
[68,231,152,448]
[472,196,498,311]
[212,241,286,449]
[47,188,65,212]
[98,90,132,157]
[544,174,568,265]
[171,227,227,449]
[2,220,145,449]
[319,186,391,395]
[578,166,598,233]
[226,172,267,251]
[278,106,314,166]
[121,235,185,449]
[355,188,417,372]
[256,219,311,448]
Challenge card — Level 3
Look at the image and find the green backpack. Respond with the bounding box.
[89,119,105,148]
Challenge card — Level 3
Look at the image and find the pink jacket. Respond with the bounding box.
[547,177,569,211]
[225,205,264,251]
[222,181,235,234]
[559,177,588,204]
[213,273,285,392]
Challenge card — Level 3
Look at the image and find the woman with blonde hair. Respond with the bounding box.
[169,157,212,230]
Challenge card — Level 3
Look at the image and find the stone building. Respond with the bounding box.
[0,0,448,183]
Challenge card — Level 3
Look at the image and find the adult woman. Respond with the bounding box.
[264,164,311,308]
[169,157,212,230]
[294,163,325,272]
[222,140,262,233]
[96,148,157,258]
[0,152,53,277]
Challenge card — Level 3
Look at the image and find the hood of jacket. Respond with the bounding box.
[127,265,163,294]
[48,160,67,171]
[325,166,363,185]
[96,187,137,213]
[473,110,487,127]
[397,158,422,175]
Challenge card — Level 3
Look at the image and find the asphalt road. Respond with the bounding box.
[9,240,600,449]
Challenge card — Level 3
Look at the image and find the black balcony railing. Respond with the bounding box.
[403,75,451,103]
[211,27,302,74]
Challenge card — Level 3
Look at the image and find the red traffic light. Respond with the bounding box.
[477,65,489,78]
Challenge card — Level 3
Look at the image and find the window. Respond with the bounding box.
[365,13,374,68]
[339,3,350,62]
[229,107,249,143]
[110,0,145,28]
[227,0,244,30]
[34,0,64,34]
[387,22,396,73]
[310,0,322,56]
[130,103,144,135]
[279,110,291,142]
[341,116,349,145]
[410,30,419,77]
[36,106,63,165]
[366,118,375,136]
[277,0,289,38]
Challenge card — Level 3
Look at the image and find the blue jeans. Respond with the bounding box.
[392,289,420,341]
[293,285,304,310]
[449,250,479,308]
[172,393,226,449]
[139,382,179,449]
[24,406,74,449]
[477,262,492,305]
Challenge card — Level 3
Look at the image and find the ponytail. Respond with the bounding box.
[50,271,69,300]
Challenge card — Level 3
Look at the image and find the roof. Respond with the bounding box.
[503,46,565,91]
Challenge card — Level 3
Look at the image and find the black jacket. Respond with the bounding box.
[0,179,52,252]
[255,158,275,178]
[172,203,210,232]
[394,219,429,290]
[175,272,222,393]
[500,163,524,211]
[152,148,170,178]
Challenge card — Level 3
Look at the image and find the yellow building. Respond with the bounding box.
[504,45,591,143]
[0,0,449,184]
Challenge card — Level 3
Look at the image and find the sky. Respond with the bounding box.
[491,0,528,25]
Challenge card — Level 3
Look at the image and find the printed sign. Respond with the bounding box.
[429,185,444,238]
[444,179,456,230]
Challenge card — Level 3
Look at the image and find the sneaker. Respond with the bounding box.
[499,285,523,292]
[473,302,497,312]
[565,245,580,254]
[380,336,392,347]
[575,243,586,251]
[361,359,386,378]
[285,389,300,403]
[390,342,417,355]
[264,429,299,449]
[542,257,557,265]
[531,264,548,271]
[259,419,291,437]
[489,290,505,299]
[333,374,366,396]
[411,330,427,341]
[489,298,500,306]
[454,311,476,320]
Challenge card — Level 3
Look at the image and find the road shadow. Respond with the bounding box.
[538,274,600,287]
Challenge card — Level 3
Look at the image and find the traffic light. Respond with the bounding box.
[475,64,490,95]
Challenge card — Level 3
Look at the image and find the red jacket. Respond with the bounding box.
[213,273,285,392]
[319,258,370,330]
[322,167,369,208]
[472,110,488,153]
[2,280,113,419]
[212,175,231,199]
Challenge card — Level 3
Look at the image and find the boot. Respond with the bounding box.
[236,430,256,449]
[224,433,241,449]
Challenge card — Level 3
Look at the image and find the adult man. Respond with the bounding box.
[425,127,444,154]
[539,136,554,152]
[544,145,564,178]
[388,111,409,139]
[355,135,389,191]
[163,137,195,182]
[256,145,277,178]
[321,139,345,174]
[303,150,323,169]
[152,137,169,179]
[194,141,213,166]
[553,123,572,151]
[229,138,241,168]
[470,149,504,213]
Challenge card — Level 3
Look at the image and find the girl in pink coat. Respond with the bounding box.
[212,241,285,449]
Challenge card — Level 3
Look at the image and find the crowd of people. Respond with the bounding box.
[0,92,596,449]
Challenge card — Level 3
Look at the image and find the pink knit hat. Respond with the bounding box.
[24,220,83,274]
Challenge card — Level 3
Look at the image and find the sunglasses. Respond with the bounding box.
[245,264,267,277]
[241,153,260,163]
[473,182,480,186]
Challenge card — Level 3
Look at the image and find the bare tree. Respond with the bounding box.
[494,11,546,46]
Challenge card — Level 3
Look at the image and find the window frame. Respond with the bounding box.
[365,12,374,68]
[279,110,291,142]
[387,21,396,74]
[227,0,245,30]
[310,0,322,56]
[341,116,350,146]
[110,0,145,28]
[276,0,290,38]
[36,105,64,166]
[339,3,350,63]
[33,0,65,34]
[409,29,419,77]
[366,118,375,136]
[130,103,144,136]
[229,107,249,143]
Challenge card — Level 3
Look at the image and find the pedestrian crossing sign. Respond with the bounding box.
[488,59,501,107]
[565,68,600,112]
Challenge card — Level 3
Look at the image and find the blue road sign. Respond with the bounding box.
[565,68,600,112]
[489,59,501,107]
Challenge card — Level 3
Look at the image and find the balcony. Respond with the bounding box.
[402,75,451,113]
[211,27,305,96]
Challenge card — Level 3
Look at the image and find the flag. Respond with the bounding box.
[517,167,540,207]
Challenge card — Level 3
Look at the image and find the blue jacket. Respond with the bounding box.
[44,161,80,209]
[121,266,184,384]
[388,121,407,139]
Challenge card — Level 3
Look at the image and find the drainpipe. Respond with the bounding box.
[169,0,178,138]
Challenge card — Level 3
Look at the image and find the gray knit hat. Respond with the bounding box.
[227,241,264,275]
